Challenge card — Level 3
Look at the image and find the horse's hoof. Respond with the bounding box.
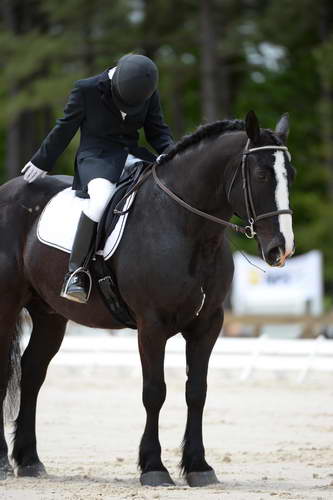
[15,461,47,478]
[140,470,175,486]
[0,456,13,479]
[186,469,219,487]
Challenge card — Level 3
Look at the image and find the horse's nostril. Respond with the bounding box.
[267,246,282,265]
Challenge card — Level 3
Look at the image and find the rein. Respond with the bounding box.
[151,165,248,235]
[114,140,293,239]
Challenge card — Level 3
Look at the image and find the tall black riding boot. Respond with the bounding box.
[60,212,97,303]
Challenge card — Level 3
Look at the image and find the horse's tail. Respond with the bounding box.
[4,310,25,422]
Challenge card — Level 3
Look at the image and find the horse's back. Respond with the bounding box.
[0,175,72,208]
[0,175,73,225]
[0,175,72,250]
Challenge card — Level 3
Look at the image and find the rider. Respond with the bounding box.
[22,54,174,304]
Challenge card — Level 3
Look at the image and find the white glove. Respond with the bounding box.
[21,162,47,183]
[156,154,167,164]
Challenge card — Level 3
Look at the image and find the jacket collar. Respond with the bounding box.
[97,69,111,85]
[97,69,122,117]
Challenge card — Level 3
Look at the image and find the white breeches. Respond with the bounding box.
[83,178,116,222]
[125,154,140,168]
[82,155,140,222]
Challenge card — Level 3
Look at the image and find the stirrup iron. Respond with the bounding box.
[61,267,93,303]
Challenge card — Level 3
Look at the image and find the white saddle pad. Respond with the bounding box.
[37,187,135,261]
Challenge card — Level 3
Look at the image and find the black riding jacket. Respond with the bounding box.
[31,69,174,189]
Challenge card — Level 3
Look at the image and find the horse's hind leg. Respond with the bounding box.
[11,301,67,477]
[0,340,14,480]
[0,403,11,479]
[0,330,13,480]
[0,407,12,479]
[181,309,223,487]
[0,306,24,479]
[138,323,174,486]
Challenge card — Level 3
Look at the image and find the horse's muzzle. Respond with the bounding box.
[261,236,295,267]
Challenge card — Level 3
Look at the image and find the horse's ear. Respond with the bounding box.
[245,110,260,144]
[275,113,289,144]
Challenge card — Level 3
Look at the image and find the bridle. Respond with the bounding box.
[152,139,293,238]
[225,139,293,238]
[114,139,293,239]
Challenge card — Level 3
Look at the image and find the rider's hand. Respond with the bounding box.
[21,162,47,183]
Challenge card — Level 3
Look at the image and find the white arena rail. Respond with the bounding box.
[21,321,333,382]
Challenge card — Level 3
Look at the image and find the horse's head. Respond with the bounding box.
[228,111,295,267]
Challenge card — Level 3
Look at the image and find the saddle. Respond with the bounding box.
[93,161,149,329]
[37,161,152,329]
[95,161,146,253]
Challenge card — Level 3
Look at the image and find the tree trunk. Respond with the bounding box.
[318,1,333,201]
[81,0,96,75]
[170,78,185,139]
[2,0,53,179]
[199,0,218,122]
[140,0,160,59]
[218,56,232,118]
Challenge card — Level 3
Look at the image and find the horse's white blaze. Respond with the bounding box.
[273,151,294,256]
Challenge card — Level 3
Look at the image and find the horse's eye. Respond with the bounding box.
[255,168,267,181]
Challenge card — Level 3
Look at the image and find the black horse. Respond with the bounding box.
[0,111,294,486]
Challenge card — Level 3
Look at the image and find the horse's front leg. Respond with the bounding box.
[181,309,223,487]
[138,324,174,486]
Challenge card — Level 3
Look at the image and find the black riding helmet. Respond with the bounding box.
[111,54,159,115]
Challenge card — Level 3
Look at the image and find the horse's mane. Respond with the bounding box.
[159,119,282,164]
[160,119,245,164]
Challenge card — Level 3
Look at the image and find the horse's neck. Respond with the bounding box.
[161,132,245,223]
